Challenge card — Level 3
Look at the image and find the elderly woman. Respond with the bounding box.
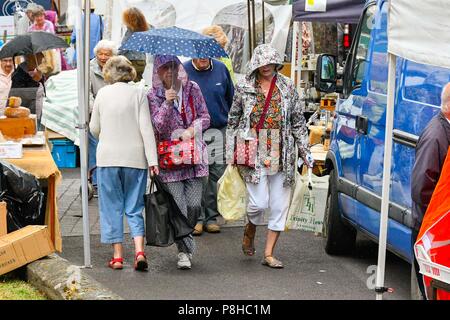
[226,44,312,268]
[88,40,118,188]
[28,6,61,76]
[89,56,158,271]
[118,7,150,82]
[28,6,54,33]
[148,55,210,270]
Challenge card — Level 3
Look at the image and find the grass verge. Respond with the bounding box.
[0,274,47,300]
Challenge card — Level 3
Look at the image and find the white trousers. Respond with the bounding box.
[246,170,292,231]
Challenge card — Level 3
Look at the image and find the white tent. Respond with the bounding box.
[377,0,450,300]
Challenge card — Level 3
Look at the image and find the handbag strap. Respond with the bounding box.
[181,89,195,127]
[149,175,156,193]
[255,75,277,132]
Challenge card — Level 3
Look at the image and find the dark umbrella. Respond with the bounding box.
[0,31,69,59]
[119,26,228,58]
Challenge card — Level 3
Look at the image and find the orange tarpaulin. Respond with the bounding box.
[415,147,450,300]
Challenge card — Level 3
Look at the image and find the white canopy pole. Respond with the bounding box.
[375,52,396,300]
[290,21,298,86]
[75,0,91,268]
[297,22,303,93]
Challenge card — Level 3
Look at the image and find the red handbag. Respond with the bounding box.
[233,75,277,168]
[158,94,198,170]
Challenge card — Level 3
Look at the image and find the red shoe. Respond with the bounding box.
[108,257,123,270]
[134,251,148,271]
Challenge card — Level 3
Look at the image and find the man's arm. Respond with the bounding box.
[411,134,441,209]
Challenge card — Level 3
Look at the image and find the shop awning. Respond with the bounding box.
[292,0,366,24]
[388,0,450,69]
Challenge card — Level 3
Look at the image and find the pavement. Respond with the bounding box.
[53,168,412,300]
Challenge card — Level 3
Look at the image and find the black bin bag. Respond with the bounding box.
[0,161,46,233]
[145,175,193,247]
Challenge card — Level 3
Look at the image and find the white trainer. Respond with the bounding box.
[177,252,192,270]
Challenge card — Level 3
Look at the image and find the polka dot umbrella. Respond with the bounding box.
[119,26,228,58]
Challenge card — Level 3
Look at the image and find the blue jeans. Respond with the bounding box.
[88,131,98,186]
[97,167,147,244]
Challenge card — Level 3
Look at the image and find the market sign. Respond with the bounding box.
[305,0,327,12]
[0,15,14,37]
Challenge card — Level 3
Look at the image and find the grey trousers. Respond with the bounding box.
[199,128,227,225]
[165,178,203,255]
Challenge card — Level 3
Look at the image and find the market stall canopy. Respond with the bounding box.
[292,0,365,23]
[388,0,450,69]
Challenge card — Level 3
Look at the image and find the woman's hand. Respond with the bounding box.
[165,88,177,103]
[303,153,314,168]
[180,127,194,141]
[149,166,159,176]
[29,68,43,82]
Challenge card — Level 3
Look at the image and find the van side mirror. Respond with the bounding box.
[315,54,337,93]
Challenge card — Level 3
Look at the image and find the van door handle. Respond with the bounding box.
[356,115,369,135]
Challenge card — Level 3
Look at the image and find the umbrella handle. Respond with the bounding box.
[171,60,175,89]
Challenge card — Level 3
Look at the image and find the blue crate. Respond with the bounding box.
[50,138,78,168]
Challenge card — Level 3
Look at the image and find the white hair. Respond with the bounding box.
[93,40,118,56]
[441,83,450,114]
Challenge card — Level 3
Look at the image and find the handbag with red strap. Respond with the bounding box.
[158,93,199,170]
[233,75,277,168]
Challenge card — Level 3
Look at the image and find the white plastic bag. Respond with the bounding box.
[286,169,329,232]
[217,165,248,221]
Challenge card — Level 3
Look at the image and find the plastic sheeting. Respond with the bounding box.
[388,0,450,70]
[292,0,365,24]
[110,0,292,78]
[0,161,46,233]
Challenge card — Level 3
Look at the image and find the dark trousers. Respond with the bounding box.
[199,163,226,225]
[199,128,227,225]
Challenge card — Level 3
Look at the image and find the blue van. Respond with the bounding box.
[316,0,449,268]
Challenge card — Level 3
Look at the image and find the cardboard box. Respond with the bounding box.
[0,201,55,276]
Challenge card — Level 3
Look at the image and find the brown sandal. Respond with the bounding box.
[242,223,256,256]
[262,256,284,268]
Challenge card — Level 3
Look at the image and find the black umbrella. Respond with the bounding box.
[0,31,69,59]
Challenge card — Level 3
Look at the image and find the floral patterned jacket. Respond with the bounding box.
[226,47,310,187]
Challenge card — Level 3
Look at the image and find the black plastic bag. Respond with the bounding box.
[0,161,46,233]
[145,175,193,247]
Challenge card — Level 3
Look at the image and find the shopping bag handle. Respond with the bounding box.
[307,168,313,191]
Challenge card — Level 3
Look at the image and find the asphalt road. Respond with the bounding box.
[60,228,411,300]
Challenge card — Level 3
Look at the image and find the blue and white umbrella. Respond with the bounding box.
[119,26,228,58]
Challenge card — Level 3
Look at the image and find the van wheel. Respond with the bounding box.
[323,169,356,254]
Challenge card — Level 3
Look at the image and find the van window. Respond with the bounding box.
[351,5,376,88]
[403,61,450,106]
[368,2,388,94]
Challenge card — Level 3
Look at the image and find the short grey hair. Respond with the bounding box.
[103,56,136,84]
[25,3,39,13]
[93,40,118,56]
[32,5,45,17]
[441,83,450,113]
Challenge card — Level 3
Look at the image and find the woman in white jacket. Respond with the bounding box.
[90,56,158,271]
